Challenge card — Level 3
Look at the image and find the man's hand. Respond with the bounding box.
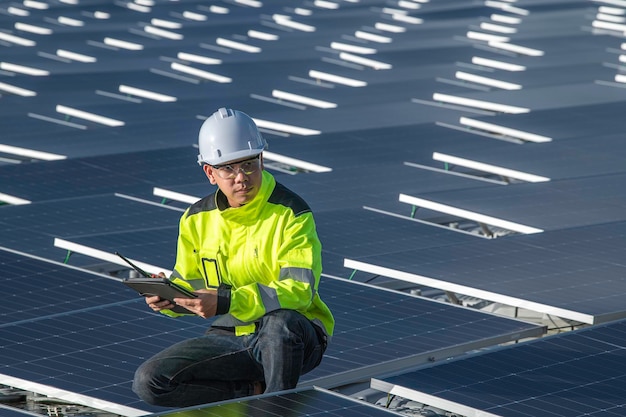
[174,289,218,319]
[144,272,174,312]
[145,294,177,312]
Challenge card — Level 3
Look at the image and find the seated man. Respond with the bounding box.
[132,108,334,407]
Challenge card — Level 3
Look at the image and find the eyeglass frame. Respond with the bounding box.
[210,154,261,179]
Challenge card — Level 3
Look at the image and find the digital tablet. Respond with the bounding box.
[115,251,197,314]
[123,277,197,314]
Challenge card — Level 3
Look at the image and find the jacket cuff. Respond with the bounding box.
[216,284,231,315]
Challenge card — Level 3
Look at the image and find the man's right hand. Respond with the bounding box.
[145,272,174,312]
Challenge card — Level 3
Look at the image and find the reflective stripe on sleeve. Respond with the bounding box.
[258,284,281,312]
[279,267,316,286]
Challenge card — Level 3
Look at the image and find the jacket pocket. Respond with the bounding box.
[201,257,222,287]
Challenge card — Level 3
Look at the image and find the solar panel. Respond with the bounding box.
[314,208,476,277]
[150,387,403,417]
[1,0,536,161]
[0,247,135,325]
[398,172,626,232]
[345,220,626,325]
[0,145,210,207]
[431,135,626,181]
[371,318,626,417]
[0,194,182,262]
[0,159,145,203]
[0,249,210,416]
[0,300,208,416]
[1,0,625,416]
[0,115,200,160]
[0,248,543,416]
[299,277,544,387]
[60,227,180,268]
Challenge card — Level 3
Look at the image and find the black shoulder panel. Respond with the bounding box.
[186,192,218,218]
[268,182,312,217]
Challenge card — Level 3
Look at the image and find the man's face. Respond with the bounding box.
[203,154,263,208]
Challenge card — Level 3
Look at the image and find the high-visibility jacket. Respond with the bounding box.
[165,171,335,339]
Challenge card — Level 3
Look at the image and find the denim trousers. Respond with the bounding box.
[132,309,327,407]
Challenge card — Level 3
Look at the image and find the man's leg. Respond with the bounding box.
[251,309,326,393]
[132,328,263,407]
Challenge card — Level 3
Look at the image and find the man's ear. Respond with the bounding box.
[203,164,218,185]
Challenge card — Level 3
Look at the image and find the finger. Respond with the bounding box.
[172,297,200,307]
[145,295,161,304]
[149,299,176,311]
[172,298,203,314]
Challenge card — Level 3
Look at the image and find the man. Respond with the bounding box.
[132,108,334,407]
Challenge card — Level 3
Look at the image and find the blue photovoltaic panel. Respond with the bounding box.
[403,172,626,232]
[150,387,402,417]
[58,227,180,272]
[469,100,626,143]
[349,220,626,324]
[0,248,210,415]
[299,277,544,387]
[255,126,431,171]
[0,0,624,416]
[314,208,476,277]
[275,162,495,215]
[372,319,626,417]
[0,248,543,415]
[0,299,209,416]
[0,194,183,262]
[0,195,182,239]
[0,0,462,158]
[0,159,149,204]
[0,248,136,325]
[432,134,626,181]
[82,147,206,188]
[0,147,204,204]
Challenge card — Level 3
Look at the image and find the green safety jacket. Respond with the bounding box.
[164,171,335,339]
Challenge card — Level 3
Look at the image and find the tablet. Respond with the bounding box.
[123,277,197,314]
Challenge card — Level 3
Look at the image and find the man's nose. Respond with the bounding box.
[233,169,248,180]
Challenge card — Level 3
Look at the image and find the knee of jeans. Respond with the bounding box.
[260,310,307,341]
[132,361,172,405]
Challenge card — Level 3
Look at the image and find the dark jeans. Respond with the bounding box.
[132,309,327,407]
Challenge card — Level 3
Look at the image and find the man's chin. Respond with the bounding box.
[232,193,256,207]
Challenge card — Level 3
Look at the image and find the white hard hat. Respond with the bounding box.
[197,107,266,166]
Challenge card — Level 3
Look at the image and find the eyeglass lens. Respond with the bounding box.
[215,158,259,179]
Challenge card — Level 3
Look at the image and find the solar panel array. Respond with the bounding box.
[0,248,542,416]
[372,319,626,417]
[150,387,405,417]
[345,221,626,325]
[2,0,626,416]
